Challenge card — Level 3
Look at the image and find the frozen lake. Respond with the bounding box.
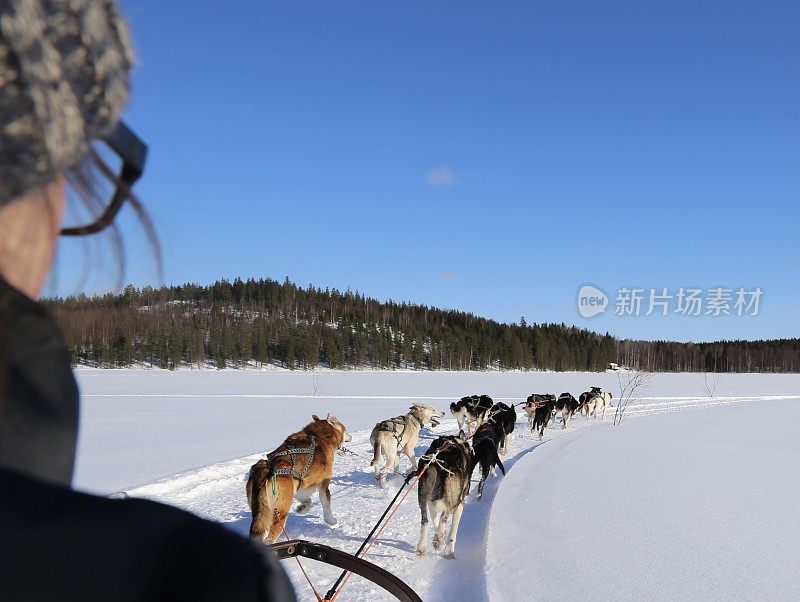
[74,368,798,492]
[71,369,800,601]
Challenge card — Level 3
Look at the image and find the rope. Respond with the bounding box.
[418,452,454,474]
[337,445,370,460]
[279,519,324,602]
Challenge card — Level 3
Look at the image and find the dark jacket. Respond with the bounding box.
[0,279,296,601]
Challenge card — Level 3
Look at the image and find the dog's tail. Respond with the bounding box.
[493,448,506,476]
[246,459,274,540]
[370,437,381,467]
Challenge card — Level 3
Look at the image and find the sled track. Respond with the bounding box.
[126,394,779,601]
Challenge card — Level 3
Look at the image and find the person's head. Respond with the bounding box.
[0,0,134,298]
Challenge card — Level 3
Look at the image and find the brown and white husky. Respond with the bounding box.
[246,413,350,543]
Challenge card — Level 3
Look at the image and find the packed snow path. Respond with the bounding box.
[121,392,796,601]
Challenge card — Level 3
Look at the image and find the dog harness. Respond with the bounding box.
[375,415,409,444]
[472,422,495,445]
[268,435,317,480]
[486,403,513,421]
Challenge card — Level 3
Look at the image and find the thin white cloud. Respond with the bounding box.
[426,166,456,188]
[439,270,459,282]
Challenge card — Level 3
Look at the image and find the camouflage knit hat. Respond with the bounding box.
[0,0,133,207]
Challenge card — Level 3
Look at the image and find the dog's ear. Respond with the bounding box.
[312,414,321,421]
[326,413,338,425]
[457,430,467,442]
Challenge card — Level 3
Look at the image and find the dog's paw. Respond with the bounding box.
[324,515,338,526]
[432,534,442,550]
[444,551,456,559]
[416,548,426,556]
[295,503,310,514]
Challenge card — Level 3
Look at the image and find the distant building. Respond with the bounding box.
[607,362,620,371]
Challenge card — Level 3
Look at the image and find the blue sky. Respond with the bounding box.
[54,1,799,342]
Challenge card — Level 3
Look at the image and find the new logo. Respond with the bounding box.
[577,285,608,318]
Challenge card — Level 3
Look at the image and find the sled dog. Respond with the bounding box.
[532,397,556,440]
[370,404,445,488]
[449,394,492,435]
[578,387,602,415]
[246,414,350,543]
[488,402,516,456]
[471,421,506,500]
[554,392,579,429]
[416,434,473,558]
[523,393,556,428]
[590,391,613,420]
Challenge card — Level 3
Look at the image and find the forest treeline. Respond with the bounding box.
[44,278,799,373]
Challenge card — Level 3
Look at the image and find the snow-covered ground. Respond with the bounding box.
[486,403,800,601]
[73,370,800,601]
[73,369,798,492]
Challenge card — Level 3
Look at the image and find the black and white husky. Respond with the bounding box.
[470,421,506,500]
[449,394,492,435]
[532,397,556,440]
[580,388,613,420]
[416,434,473,559]
[488,402,516,456]
[578,387,602,415]
[554,393,579,429]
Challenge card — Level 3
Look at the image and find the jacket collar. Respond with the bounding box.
[0,277,78,486]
